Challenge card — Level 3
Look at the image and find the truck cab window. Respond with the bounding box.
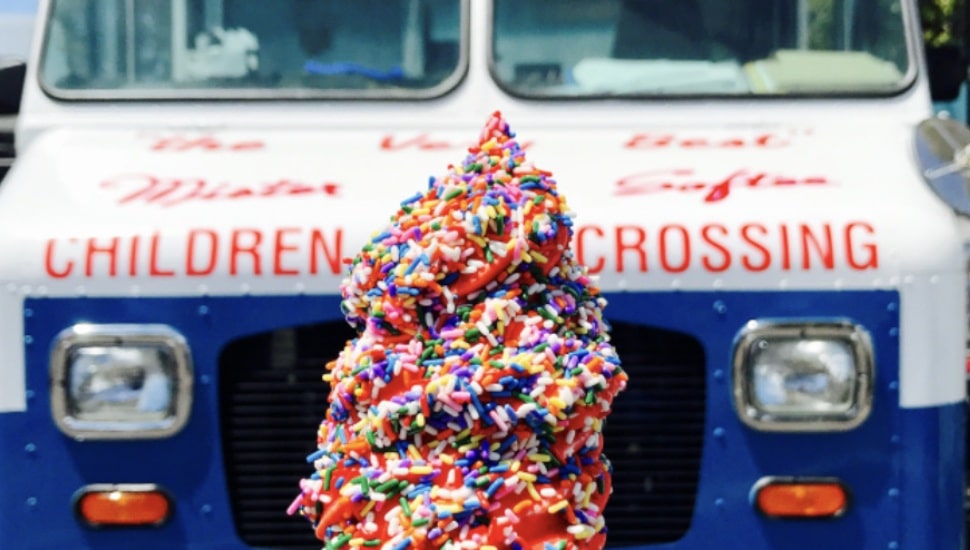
[39,0,465,98]
[491,0,911,96]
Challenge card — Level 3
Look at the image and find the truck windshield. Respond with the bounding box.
[40,0,464,99]
[492,0,911,96]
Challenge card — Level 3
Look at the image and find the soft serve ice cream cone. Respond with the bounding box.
[291,112,628,549]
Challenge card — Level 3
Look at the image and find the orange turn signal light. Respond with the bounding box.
[754,478,848,518]
[75,484,172,527]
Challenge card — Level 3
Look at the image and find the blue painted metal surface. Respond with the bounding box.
[0,289,963,549]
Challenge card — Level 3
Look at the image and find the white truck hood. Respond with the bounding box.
[0,123,962,297]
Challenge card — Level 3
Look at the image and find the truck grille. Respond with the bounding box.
[219,321,706,548]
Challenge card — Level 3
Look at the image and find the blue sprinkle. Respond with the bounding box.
[401,191,423,206]
[306,449,325,463]
[486,478,503,498]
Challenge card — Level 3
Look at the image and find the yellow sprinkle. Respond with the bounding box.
[350,538,365,547]
[516,472,537,482]
[527,482,541,501]
[438,503,462,514]
[483,546,498,550]
[511,460,521,472]
[527,453,551,463]
[416,414,425,427]
[549,397,566,410]
[410,465,433,475]
[531,251,548,263]
[361,500,376,517]
[440,454,454,465]
[576,526,595,540]
[548,500,569,514]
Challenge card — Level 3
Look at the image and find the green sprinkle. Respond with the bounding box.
[413,517,430,527]
[444,187,464,200]
[376,479,398,493]
[400,497,413,517]
[323,467,334,491]
[329,533,351,549]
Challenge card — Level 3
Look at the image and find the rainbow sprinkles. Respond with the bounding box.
[291,111,628,550]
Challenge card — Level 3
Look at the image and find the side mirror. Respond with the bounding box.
[926,45,967,102]
[0,61,26,116]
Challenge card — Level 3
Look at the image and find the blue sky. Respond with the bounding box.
[4,0,38,14]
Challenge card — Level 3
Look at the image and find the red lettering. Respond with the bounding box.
[149,233,175,276]
[779,224,791,270]
[380,134,451,151]
[187,229,219,276]
[754,134,790,147]
[845,222,879,270]
[615,226,648,272]
[151,136,264,152]
[102,175,340,207]
[576,226,605,274]
[624,132,793,149]
[800,224,834,269]
[624,134,674,149]
[274,228,301,276]
[740,223,771,271]
[45,239,75,278]
[129,236,139,276]
[700,224,731,272]
[659,225,690,273]
[230,229,263,276]
[84,237,119,277]
[310,228,343,275]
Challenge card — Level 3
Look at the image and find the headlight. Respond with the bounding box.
[732,320,873,432]
[50,324,193,440]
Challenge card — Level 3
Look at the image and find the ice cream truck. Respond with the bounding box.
[0,0,968,548]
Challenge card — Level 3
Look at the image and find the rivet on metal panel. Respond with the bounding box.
[713,427,725,439]
[713,369,725,382]
[23,335,32,345]
[198,305,209,316]
[712,300,727,315]
[23,308,32,318]
[24,443,36,455]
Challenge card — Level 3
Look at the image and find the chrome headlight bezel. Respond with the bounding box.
[50,324,193,441]
[732,320,874,432]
